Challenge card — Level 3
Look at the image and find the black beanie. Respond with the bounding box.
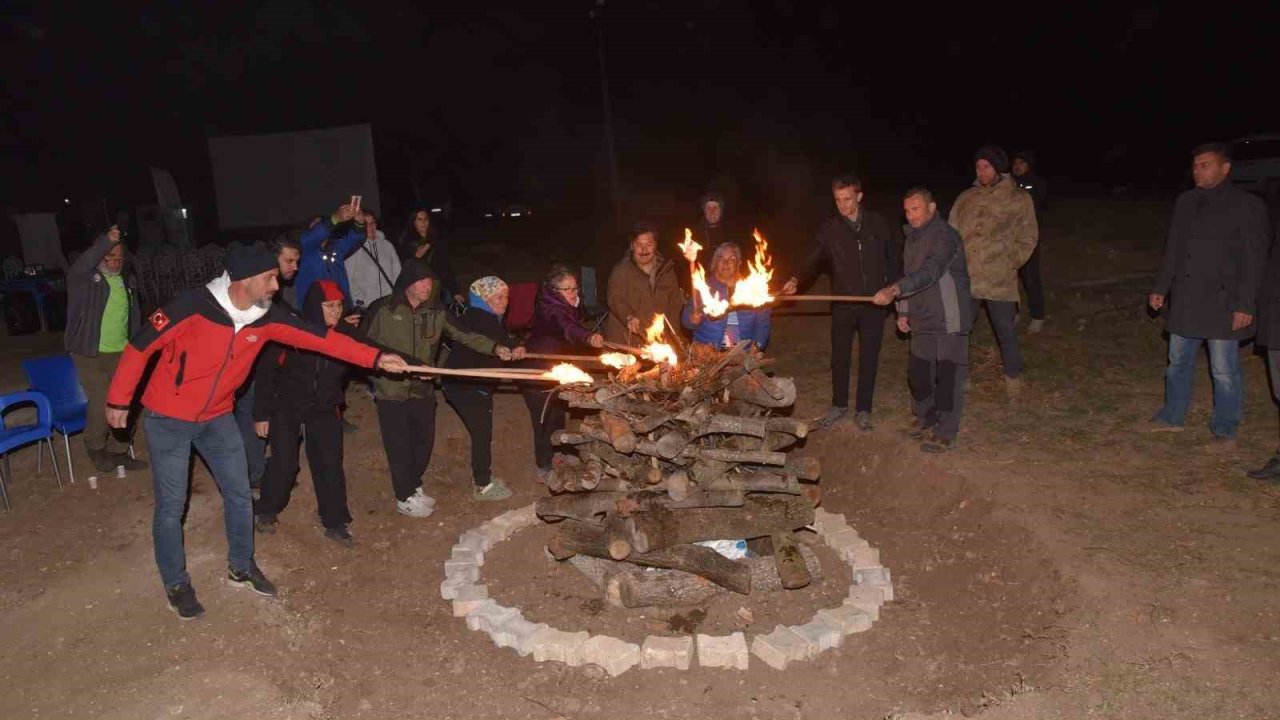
[974,145,1009,174]
[226,243,278,281]
[1012,150,1037,169]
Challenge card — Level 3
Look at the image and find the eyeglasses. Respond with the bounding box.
[555,285,580,293]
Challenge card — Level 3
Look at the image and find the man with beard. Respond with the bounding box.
[64,224,145,472]
[106,244,409,619]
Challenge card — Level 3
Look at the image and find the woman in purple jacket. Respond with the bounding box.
[522,264,604,481]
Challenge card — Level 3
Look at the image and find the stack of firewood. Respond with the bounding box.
[537,341,824,608]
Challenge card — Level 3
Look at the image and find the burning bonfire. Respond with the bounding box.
[538,333,822,608]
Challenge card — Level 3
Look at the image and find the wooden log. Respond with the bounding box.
[569,545,824,608]
[551,525,753,594]
[654,430,690,459]
[613,489,746,518]
[703,472,803,495]
[544,460,603,493]
[608,493,812,549]
[603,512,633,559]
[764,417,809,438]
[601,412,637,454]
[536,492,622,524]
[633,409,676,434]
[666,470,691,502]
[693,413,767,439]
[728,372,796,408]
[686,447,788,465]
[770,532,812,589]
[582,442,654,484]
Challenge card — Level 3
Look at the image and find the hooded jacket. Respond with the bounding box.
[64,233,141,357]
[443,304,516,388]
[949,175,1038,302]
[895,214,974,335]
[253,282,354,421]
[344,229,402,308]
[296,217,366,307]
[527,284,598,355]
[604,252,685,343]
[360,259,498,401]
[107,273,380,423]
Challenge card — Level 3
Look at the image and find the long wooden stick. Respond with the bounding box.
[772,294,877,303]
[603,341,646,355]
[401,365,559,382]
[521,352,617,363]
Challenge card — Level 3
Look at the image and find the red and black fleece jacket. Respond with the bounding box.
[107,287,381,423]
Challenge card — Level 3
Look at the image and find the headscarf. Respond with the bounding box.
[468,275,508,317]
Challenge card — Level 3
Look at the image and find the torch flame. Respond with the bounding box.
[543,363,593,385]
[729,228,774,308]
[676,228,702,264]
[642,315,679,366]
[682,228,730,318]
[599,352,637,368]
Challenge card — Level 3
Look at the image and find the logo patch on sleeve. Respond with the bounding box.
[149,309,170,331]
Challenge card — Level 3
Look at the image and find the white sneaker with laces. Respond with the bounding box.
[397,488,436,517]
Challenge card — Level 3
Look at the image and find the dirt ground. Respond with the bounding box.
[2,200,1279,720]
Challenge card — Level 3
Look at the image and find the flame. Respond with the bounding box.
[676,228,702,264]
[682,228,729,318]
[642,315,679,366]
[599,352,637,368]
[543,363,593,385]
[729,228,774,307]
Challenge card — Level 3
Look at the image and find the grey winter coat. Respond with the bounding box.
[63,234,140,357]
[1153,181,1270,341]
[895,214,974,335]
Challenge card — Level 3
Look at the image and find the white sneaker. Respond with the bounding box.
[397,487,436,518]
[1028,318,1046,334]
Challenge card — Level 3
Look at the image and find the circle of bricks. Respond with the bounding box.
[440,503,892,675]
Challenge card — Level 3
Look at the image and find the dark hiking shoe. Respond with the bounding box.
[254,513,278,534]
[324,525,355,548]
[814,406,848,429]
[228,561,278,597]
[852,411,874,432]
[905,418,936,440]
[1247,456,1280,481]
[111,452,148,471]
[87,447,116,473]
[921,434,955,453]
[166,582,205,620]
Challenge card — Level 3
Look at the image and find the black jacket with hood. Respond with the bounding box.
[253,282,354,421]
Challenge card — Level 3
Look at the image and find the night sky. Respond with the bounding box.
[2,1,1274,236]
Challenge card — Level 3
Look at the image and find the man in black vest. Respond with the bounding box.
[782,174,902,430]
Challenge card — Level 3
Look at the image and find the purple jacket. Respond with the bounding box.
[526,284,596,355]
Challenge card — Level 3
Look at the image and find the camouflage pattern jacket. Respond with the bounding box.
[948,175,1038,302]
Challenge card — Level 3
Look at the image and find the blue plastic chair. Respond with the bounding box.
[22,355,93,484]
[0,391,63,511]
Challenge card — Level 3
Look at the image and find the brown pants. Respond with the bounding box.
[72,352,131,454]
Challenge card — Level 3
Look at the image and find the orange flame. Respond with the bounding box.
[642,315,679,366]
[682,228,729,318]
[543,363,593,385]
[599,352,637,368]
[729,229,774,307]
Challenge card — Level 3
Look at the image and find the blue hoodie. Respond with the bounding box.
[681,276,772,349]
[295,218,366,307]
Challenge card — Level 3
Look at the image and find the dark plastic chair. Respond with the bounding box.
[0,391,63,511]
[22,355,96,484]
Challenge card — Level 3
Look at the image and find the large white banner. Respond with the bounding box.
[208,123,381,229]
[12,213,65,269]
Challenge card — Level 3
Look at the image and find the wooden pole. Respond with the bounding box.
[520,352,622,364]
[401,365,561,382]
[603,341,646,355]
[771,294,877,303]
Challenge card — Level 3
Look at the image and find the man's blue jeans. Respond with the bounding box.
[145,411,254,589]
[1154,333,1243,438]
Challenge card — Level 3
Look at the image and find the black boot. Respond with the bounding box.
[1246,455,1280,482]
[86,447,115,473]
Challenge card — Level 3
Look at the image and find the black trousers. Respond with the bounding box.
[522,386,566,471]
[443,383,494,487]
[1018,244,1046,320]
[830,304,888,412]
[907,333,968,441]
[375,395,436,502]
[255,405,351,530]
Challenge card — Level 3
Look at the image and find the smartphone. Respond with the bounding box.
[351,195,362,214]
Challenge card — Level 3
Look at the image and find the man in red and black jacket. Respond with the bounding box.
[106,244,408,620]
